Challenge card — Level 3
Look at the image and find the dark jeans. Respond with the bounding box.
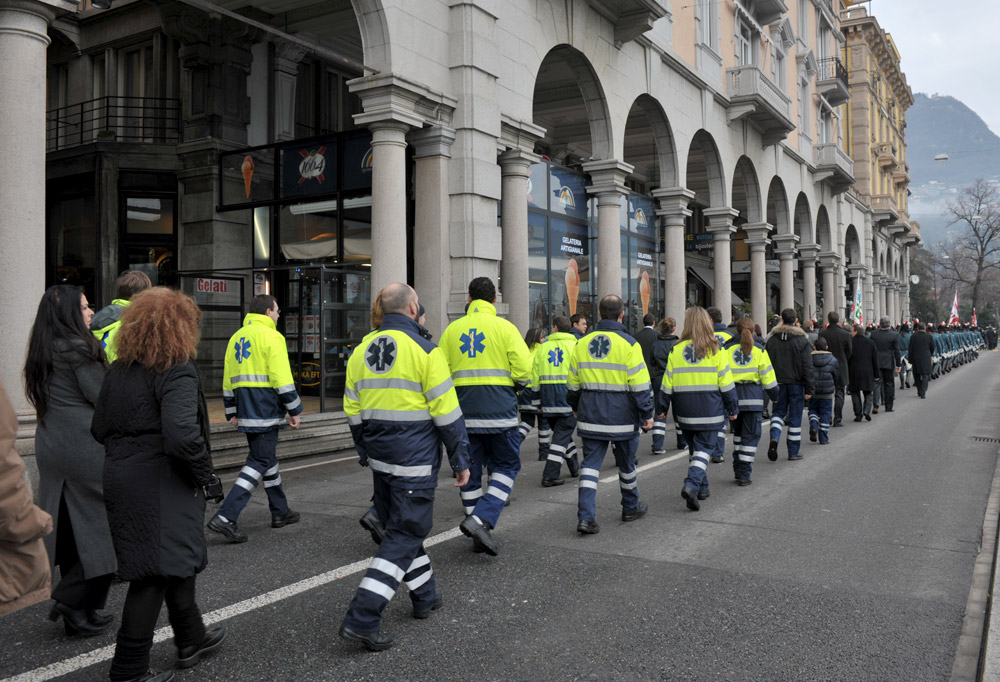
[851,390,873,418]
[109,576,205,681]
[51,495,113,611]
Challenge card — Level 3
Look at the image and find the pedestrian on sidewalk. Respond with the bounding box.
[722,317,777,486]
[24,285,116,638]
[808,337,839,445]
[339,283,470,651]
[764,309,814,462]
[707,307,734,463]
[529,316,580,486]
[818,311,852,427]
[439,277,532,556]
[659,306,738,511]
[89,270,151,363]
[908,321,935,399]
[848,324,879,422]
[649,317,685,454]
[898,323,913,390]
[516,327,552,462]
[871,317,903,413]
[568,295,653,533]
[92,288,226,682]
[210,294,303,543]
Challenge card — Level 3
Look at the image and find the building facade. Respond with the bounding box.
[0,0,918,416]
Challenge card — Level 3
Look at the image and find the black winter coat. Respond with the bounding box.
[635,327,657,374]
[818,324,852,387]
[810,351,840,397]
[870,328,903,370]
[764,325,815,394]
[91,360,215,581]
[908,331,936,375]
[650,333,680,392]
[848,334,879,392]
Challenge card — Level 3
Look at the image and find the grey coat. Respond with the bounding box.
[34,339,116,579]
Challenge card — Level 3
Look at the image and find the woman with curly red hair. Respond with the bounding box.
[91,287,226,682]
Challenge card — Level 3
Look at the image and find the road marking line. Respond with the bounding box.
[12,449,689,680]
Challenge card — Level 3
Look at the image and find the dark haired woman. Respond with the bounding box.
[24,285,116,637]
[92,287,225,682]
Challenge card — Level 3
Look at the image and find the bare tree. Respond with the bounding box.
[938,179,1000,312]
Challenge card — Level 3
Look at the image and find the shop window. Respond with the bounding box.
[49,193,98,304]
[119,172,177,287]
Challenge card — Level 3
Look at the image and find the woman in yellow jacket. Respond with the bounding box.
[657,307,738,511]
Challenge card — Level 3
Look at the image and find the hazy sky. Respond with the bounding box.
[868,1,998,135]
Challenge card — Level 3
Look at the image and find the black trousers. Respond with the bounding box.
[109,576,206,681]
[851,390,872,418]
[51,495,113,611]
[878,369,896,409]
[915,373,930,398]
[833,385,846,424]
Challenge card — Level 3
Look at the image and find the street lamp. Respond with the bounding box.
[934,153,949,162]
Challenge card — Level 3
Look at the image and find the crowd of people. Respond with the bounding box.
[2,272,992,669]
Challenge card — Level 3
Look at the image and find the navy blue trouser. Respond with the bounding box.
[541,414,579,480]
[218,429,288,521]
[459,430,521,528]
[516,411,551,459]
[342,474,436,633]
[808,397,833,444]
[577,436,640,522]
[651,415,687,451]
[731,411,762,481]
[682,429,717,494]
[770,385,805,457]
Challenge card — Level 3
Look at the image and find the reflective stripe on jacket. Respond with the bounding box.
[723,339,778,411]
[566,319,653,440]
[90,299,130,363]
[529,332,577,415]
[344,314,470,489]
[439,299,532,433]
[222,313,303,432]
[659,339,738,432]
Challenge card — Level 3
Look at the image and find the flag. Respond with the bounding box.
[972,308,978,327]
[850,283,863,325]
[948,290,960,326]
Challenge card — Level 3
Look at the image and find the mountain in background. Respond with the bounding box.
[906,93,1000,246]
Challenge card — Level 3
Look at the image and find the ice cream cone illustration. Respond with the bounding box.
[241,155,254,198]
[639,271,650,316]
[565,258,580,316]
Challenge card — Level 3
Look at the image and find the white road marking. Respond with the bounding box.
[10,449,691,680]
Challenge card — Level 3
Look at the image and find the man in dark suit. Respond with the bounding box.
[907,322,936,399]
[634,313,657,372]
[818,311,852,427]
[870,316,903,412]
[848,324,879,421]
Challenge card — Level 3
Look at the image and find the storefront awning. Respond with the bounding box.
[687,266,745,308]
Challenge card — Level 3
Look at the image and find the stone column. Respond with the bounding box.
[798,243,820,323]
[498,147,537,333]
[411,126,456,339]
[743,223,771,328]
[273,41,307,142]
[0,0,76,412]
[819,252,840,324]
[367,121,414,295]
[653,187,695,324]
[703,207,739,324]
[875,275,885,322]
[584,160,632,298]
[772,234,800,313]
[847,264,867,324]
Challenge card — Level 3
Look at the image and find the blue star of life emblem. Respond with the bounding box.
[683,343,699,364]
[234,337,251,364]
[732,349,753,366]
[366,336,396,374]
[548,347,564,366]
[459,328,486,358]
[589,334,611,359]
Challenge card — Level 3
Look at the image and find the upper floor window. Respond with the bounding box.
[294,61,363,138]
[697,0,720,51]
[736,17,755,65]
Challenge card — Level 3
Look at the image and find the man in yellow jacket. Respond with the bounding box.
[439,277,532,556]
[89,270,151,363]
[209,295,303,543]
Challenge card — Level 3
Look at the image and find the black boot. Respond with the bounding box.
[48,602,108,637]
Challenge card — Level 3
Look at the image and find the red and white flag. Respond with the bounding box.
[972,308,978,327]
[948,290,960,326]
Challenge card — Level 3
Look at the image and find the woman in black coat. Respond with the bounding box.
[650,317,684,452]
[24,285,115,637]
[908,322,936,399]
[91,288,226,682]
[847,324,879,421]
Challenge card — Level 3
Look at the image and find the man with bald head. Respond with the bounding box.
[340,283,471,650]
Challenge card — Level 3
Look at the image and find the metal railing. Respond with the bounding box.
[46,96,181,152]
[817,57,848,90]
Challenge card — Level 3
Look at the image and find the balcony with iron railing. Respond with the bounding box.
[725,64,794,145]
[816,57,850,107]
[46,96,181,153]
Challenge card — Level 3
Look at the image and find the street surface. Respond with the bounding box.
[3,353,1000,682]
